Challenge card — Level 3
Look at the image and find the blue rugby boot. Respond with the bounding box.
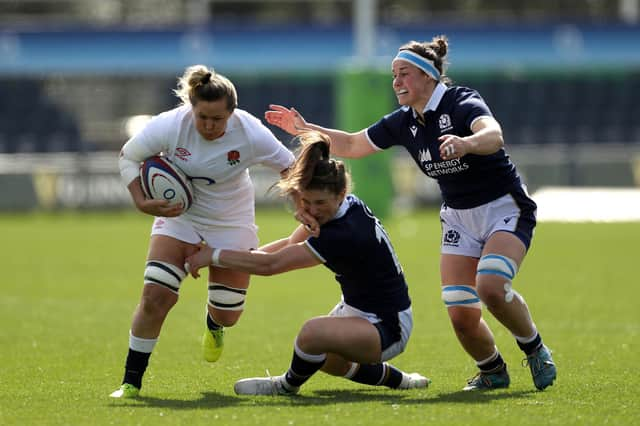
[524,344,556,390]
[463,364,510,391]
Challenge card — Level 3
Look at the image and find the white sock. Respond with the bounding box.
[129,330,157,353]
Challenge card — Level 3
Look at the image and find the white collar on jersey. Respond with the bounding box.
[331,196,351,221]
[423,82,447,112]
[408,82,447,118]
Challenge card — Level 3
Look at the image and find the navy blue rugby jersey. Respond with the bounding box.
[367,83,522,209]
[304,194,411,314]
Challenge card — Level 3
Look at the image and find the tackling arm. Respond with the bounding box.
[185,242,321,278]
[264,104,377,158]
[218,243,321,275]
[259,224,313,253]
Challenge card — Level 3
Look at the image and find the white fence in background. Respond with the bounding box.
[1,143,639,215]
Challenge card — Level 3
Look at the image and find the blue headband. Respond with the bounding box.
[393,50,441,81]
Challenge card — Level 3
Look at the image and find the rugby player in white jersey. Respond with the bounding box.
[110,65,294,398]
[264,36,557,391]
[184,132,429,395]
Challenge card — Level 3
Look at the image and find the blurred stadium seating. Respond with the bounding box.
[0,1,639,153]
[1,71,638,153]
[470,72,640,145]
[0,79,84,153]
[0,0,639,210]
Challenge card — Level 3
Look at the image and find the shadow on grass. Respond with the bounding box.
[307,388,538,406]
[108,391,242,409]
[107,388,538,409]
[399,388,539,405]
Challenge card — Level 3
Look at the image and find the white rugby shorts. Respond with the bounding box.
[150,216,259,250]
[440,186,537,258]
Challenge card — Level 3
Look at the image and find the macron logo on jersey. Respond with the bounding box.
[419,149,432,165]
[410,125,418,138]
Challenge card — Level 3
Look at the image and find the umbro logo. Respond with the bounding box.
[175,147,191,161]
[410,125,418,137]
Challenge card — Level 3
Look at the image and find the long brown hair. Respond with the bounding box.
[278,131,351,198]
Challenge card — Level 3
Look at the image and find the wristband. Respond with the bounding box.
[211,248,222,266]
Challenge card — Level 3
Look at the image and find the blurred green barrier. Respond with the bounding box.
[336,69,394,219]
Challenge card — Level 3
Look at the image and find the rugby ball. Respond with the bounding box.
[139,155,194,212]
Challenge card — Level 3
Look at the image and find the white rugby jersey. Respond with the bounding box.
[119,104,294,229]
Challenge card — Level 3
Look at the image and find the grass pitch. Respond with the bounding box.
[1,208,638,425]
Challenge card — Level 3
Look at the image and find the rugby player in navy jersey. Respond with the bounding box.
[184,131,429,395]
[264,35,556,391]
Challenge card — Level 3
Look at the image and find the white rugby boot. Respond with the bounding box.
[234,374,299,396]
[398,372,431,389]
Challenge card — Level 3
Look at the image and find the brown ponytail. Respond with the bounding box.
[278,131,351,198]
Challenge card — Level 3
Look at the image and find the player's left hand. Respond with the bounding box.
[265,104,309,136]
[438,134,468,160]
[137,198,184,217]
[184,245,214,279]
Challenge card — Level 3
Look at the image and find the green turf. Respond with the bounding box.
[1,209,638,425]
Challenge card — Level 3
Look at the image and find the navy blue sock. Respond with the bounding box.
[478,352,506,373]
[123,349,151,389]
[206,312,222,331]
[517,333,542,355]
[284,349,326,388]
[348,363,404,388]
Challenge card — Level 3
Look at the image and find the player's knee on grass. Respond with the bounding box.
[320,354,352,377]
[295,318,325,352]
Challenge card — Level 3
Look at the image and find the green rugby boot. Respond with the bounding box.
[203,328,225,362]
[109,383,140,399]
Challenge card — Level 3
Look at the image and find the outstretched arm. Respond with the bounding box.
[259,224,314,253]
[265,104,377,159]
[185,241,321,279]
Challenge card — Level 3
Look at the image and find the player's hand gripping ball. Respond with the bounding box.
[139,155,194,213]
